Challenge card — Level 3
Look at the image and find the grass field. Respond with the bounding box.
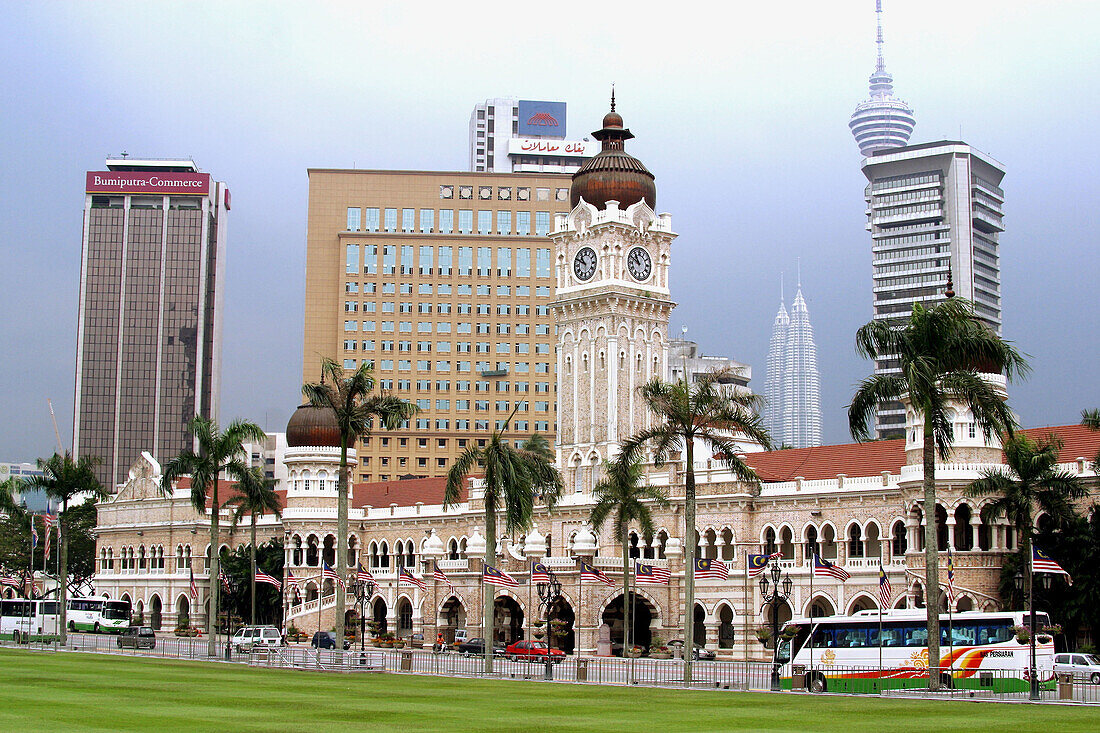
[2,649,1099,732]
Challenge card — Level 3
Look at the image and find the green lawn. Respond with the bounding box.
[2,649,1098,732]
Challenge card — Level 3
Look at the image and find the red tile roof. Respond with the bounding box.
[174,477,287,510]
[739,424,1100,484]
[352,476,464,509]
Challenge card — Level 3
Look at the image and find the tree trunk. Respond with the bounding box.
[59,498,69,644]
[483,499,496,674]
[208,480,220,657]
[622,526,631,682]
[250,514,257,627]
[336,439,348,644]
[922,416,941,690]
[683,439,696,685]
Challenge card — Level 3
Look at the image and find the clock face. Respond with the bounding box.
[627,247,652,281]
[574,247,597,282]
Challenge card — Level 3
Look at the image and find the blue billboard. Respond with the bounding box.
[518,100,567,137]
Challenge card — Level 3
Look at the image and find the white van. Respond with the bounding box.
[232,625,282,652]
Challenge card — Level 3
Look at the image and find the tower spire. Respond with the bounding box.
[849,0,915,156]
[610,84,616,112]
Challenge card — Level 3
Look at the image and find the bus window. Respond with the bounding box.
[984,624,1013,644]
[903,626,927,647]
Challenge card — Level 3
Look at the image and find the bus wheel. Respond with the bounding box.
[1091,672,1099,685]
[93,622,100,633]
[940,673,954,689]
[68,621,76,632]
[809,674,827,693]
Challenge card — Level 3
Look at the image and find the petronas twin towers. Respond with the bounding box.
[764,277,822,448]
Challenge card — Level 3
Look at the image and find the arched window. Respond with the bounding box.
[448,538,459,560]
[323,535,336,566]
[848,525,864,558]
[763,527,777,555]
[628,531,641,559]
[380,541,390,569]
[805,526,819,560]
[891,520,907,556]
[954,505,973,551]
[292,535,303,566]
[306,535,319,566]
[544,534,552,558]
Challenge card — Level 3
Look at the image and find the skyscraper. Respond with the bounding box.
[303,168,572,484]
[862,143,1006,437]
[763,292,788,441]
[849,1,915,157]
[765,276,822,448]
[74,158,227,488]
[468,98,596,174]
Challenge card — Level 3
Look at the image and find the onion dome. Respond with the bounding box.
[286,403,341,448]
[466,528,486,557]
[570,92,656,211]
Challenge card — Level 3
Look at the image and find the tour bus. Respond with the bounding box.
[777,609,1055,693]
[67,597,131,633]
[0,599,61,639]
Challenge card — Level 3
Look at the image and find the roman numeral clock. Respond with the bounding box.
[550,99,676,493]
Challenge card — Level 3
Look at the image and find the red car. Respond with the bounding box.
[505,641,565,663]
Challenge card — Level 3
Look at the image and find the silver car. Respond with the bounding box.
[1053,653,1100,684]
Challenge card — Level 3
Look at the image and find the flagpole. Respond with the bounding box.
[743,550,749,667]
[808,553,814,673]
[878,593,883,679]
[628,561,635,685]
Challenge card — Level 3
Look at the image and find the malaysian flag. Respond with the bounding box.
[747,552,782,578]
[580,562,614,586]
[1032,544,1072,585]
[189,567,198,599]
[878,564,892,610]
[694,558,729,581]
[357,563,374,584]
[812,554,851,581]
[946,548,956,601]
[483,564,519,588]
[256,569,282,590]
[400,566,427,591]
[434,562,454,593]
[218,569,231,593]
[322,561,345,590]
[635,562,671,585]
[530,561,551,585]
[0,576,18,589]
[30,517,38,550]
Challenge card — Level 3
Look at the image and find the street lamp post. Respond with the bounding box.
[759,559,793,692]
[536,569,562,681]
[1015,567,1052,701]
[352,577,374,653]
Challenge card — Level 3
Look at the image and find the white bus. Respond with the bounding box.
[0,599,61,639]
[67,597,131,634]
[777,609,1055,694]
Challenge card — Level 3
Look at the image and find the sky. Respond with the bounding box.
[2,1,1098,463]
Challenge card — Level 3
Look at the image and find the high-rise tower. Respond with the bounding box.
[763,285,788,441]
[74,158,227,488]
[849,1,915,156]
[781,278,822,448]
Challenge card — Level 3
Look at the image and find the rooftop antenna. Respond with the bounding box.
[120,151,129,158]
[797,257,802,289]
[875,0,886,74]
[610,83,616,111]
[47,399,64,453]
[780,272,785,304]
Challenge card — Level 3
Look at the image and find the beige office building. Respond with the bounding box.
[303,170,573,483]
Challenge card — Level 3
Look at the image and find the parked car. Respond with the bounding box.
[505,640,565,663]
[457,637,505,657]
[116,626,156,649]
[667,639,716,661]
[1053,653,1100,684]
[231,625,282,652]
[311,631,350,650]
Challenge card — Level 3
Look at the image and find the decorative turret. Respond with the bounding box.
[849,1,915,156]
[570,91,656,210]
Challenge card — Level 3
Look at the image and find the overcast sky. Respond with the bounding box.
[2,1,1098,463]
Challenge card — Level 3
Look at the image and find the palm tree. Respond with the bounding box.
[25,452,106,644]
[589,457,669,675]
[223,465,282,626]
[161,415,265,656]
[1082,409,1100,472]
[966,432,1087,573]
[302,357,419,644]
[848,297,1027,687]
[618,369,771,683]
[445,417,563,673]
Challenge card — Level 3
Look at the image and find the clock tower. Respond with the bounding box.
[550,99,676,493]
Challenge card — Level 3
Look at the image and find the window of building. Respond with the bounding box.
[346,207,361,231]
[439,209,454,233]
[365,208,380,232]
[458,210,473,234]
[382,245,396,274]
[477,247,492,276]
[402,208,415,233]
[420,209,434,234]
[384,208,397,232]
[517,211,531,236]
[535,212,550,236]
[458,247,473,276]
[497,211,512,236]
[536,248,551,277]
[345,244,359,274]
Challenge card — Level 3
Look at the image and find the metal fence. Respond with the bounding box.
[4,635,1100,704]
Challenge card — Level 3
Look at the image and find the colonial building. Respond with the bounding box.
[92,104,1098,660]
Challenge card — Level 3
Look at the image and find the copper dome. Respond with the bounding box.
[286,403,342,448]
[570,99,655,211]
